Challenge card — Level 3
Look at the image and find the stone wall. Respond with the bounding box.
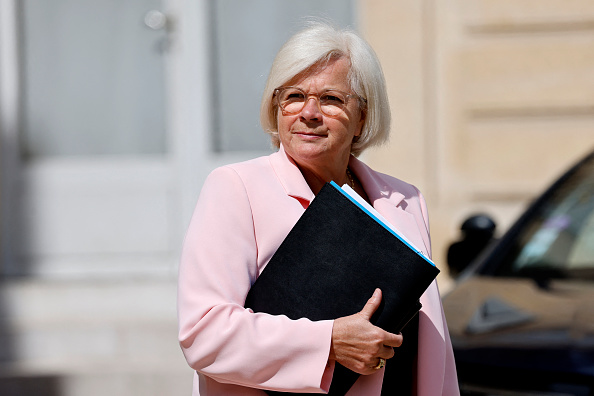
[360,0,594,289]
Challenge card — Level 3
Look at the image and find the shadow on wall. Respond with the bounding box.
[0,280,48,396]
[0,285,61,396]
[0,375,60,396]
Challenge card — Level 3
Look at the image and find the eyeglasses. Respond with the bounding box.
[274,86,366,118]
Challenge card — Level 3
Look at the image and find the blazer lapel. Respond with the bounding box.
[348,156,430,257]
[268,145,315,205]
[270,149,431,262]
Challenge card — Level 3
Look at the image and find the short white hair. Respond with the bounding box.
[260,22,391,156]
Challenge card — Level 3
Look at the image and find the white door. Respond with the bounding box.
[0,0,228,278]
[0,0,356,278]
[0,0,175,277]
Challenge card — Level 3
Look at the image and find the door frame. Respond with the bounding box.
[0,0,21,275]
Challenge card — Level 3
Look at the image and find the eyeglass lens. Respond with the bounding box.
[277,88,350,117]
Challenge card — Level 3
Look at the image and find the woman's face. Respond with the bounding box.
[277,57,365,172]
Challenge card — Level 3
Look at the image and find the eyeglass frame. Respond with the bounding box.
[273,86,367,118]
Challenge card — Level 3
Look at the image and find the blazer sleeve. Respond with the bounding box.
[177,166,334,393]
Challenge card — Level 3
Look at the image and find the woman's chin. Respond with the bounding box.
[287,143,328,160]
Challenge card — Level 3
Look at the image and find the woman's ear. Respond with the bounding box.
[355,108,367,137]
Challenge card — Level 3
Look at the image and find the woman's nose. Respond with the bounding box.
[300,97,322,121]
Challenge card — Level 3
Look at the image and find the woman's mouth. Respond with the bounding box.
[293,131,326,139]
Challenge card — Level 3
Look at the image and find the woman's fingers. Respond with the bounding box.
[358,288,403,348]
[330,289,404,375]
[357,288,382,321]
[382,330,404,349]
[356,288,404,345]
[377,344,396,360]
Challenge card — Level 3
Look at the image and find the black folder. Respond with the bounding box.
[244,182,439,395]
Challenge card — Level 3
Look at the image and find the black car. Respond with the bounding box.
[443,149,594,396]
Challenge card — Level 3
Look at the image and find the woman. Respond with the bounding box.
[178,22,459,395]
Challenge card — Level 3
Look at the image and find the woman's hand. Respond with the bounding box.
[329,289,403,375]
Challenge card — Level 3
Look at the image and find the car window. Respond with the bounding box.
[496,154,594,279]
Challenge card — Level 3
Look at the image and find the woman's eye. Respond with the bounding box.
[285,92,305,101]
[321,94,345,104]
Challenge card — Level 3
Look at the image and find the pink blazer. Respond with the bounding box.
[178,146,459,395]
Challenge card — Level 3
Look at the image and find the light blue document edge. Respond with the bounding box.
[329,181,435,267]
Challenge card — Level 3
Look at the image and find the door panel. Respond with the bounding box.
[12,0,173,277]
[21,0,167,157]
[19,160,172,256]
